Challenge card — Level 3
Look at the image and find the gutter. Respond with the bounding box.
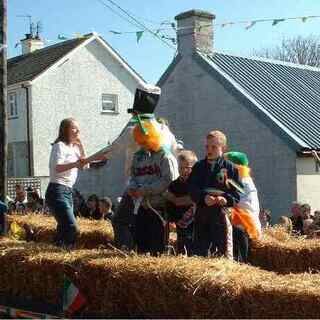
[21,83,32,176]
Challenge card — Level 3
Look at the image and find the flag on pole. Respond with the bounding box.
[136,31,144,43]
[63,277,86,316]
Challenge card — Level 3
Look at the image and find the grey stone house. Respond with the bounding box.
[157,9,320,219]
[8,32,147,198]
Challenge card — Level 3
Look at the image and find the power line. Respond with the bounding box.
[97,0,175,49]
[96,0,141,29]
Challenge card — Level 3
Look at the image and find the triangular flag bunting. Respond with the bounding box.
[136,31,144,43]
[245,21,256,30]
[109,30,122,35]
[74,32,83,38]
[272,18,285,26]
[58,34,68,40]
[63,277,86,316]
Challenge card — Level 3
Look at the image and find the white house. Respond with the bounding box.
[8,32,147,198]
[157,9,320,219]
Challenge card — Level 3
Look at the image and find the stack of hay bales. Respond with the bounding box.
[249,227,320,273]
[1,238,320,318]
[7,214,114,248]
[8,214,320,274]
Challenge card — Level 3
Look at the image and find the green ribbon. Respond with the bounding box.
[133,113,148,135]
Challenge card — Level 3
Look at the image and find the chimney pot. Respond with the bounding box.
[21,35,44,55]
[175,9,215,55]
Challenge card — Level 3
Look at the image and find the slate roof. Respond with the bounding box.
[8,36,89,86]
[197,51,320,150]
[8,33,146,86]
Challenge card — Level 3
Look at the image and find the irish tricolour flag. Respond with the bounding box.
[63,277,86,316]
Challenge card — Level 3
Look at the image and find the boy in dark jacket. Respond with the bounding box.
[165,150,198,255]
[188,130,241,257]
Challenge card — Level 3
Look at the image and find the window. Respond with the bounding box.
[8,93,18,118]
[101,94,118,113]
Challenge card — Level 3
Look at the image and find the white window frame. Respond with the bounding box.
[101,93,119,114]
[8,92,18,119]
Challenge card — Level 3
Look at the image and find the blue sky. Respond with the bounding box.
[8,0,320,83]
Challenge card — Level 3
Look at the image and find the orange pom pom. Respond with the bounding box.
[133,120,163,152]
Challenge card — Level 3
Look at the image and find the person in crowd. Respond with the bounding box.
[259,208,272,229]
[307,211,320,238]
[27,187,44,212]
[165,150,198,255]
[188,130,241,258]
[290,202,304,235]
[99,197,113,221]
[303,218,314,236]
[72,189,86,217]
[45,118,105,248]
[224,151,261,263]
[301,203,312,220]
[0,200,8,236]
[9,184,28,213]
[277,216,293,234]
[82,194,102,220]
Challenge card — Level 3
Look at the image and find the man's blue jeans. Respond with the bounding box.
[45,183,79,247]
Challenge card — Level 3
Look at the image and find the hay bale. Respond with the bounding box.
[0,238,124,311]
[1,238,320,318]
[250,226,320,273]
[7,213,114,248]
[7,215,320,274]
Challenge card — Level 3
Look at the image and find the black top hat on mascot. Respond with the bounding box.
[127,85,161,115]
[128,85,161,135]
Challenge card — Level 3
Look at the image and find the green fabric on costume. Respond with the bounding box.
[224,151,249,167]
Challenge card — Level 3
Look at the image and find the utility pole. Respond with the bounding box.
[0,0,8,202]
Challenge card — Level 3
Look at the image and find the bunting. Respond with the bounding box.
[109,14,320,42]
[245,21,256,30]
[58,34,68,40]
[0,304,58,319]
[136,31,144,43]
[272,18,285,26]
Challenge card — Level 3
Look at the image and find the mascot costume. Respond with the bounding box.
[224,151,261,263]
[224,151,261,240]
[88,85,180,250]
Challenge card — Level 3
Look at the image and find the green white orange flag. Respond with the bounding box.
[63,277,86,316]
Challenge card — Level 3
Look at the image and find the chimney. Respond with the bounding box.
[21,33,44,55]
[175,10,215,55]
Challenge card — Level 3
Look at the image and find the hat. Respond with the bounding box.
[127,85,161,114]
[224,151,249,167]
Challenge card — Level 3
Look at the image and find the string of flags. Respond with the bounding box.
[0,304,58,319]
[109,14,320,43]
